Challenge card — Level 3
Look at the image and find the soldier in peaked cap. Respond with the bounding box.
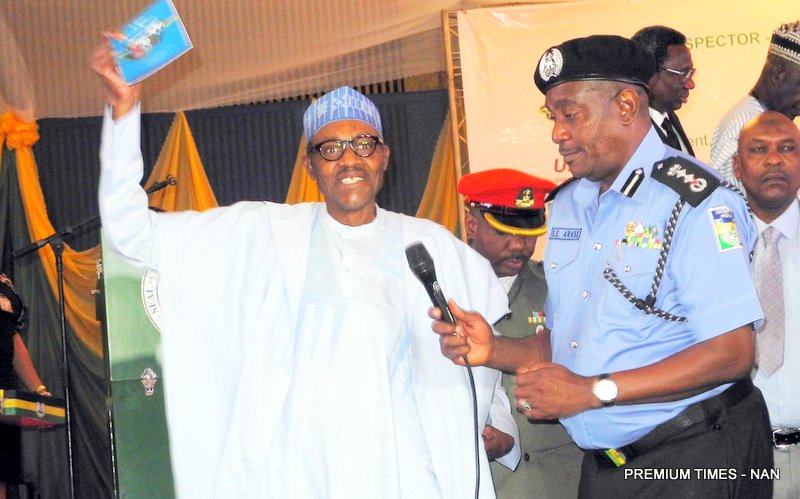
[433,35,772,498]
[95,33,516,497]
[460,169,583,499]
[459,168,555,239]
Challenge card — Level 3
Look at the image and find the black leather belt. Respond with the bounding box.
[773,428,800,448]
[587,378,754,468]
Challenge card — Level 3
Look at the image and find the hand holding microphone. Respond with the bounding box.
[405,241,494,367]
[406,241,455,324]
[406,241,492,496]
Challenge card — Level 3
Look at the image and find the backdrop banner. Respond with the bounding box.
[456,0,798,185]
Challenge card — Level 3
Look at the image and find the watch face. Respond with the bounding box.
[594,378,618,402]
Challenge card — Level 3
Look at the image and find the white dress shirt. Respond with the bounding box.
[649,107,688,153]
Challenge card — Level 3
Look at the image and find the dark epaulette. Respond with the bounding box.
[544,177,579,203]
[651,156,720,207]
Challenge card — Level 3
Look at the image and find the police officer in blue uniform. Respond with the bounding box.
[432,35,772,498]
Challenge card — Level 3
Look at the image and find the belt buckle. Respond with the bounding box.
[772,427,800,449]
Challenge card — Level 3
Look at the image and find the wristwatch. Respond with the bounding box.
[592,373,618,407]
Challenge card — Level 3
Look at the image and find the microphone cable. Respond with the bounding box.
[462,354,480,499]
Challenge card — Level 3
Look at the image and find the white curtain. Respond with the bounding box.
[0,0,563,120]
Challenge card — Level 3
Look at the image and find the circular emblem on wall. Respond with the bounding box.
[538,48,563,81]
[141,269,162,332]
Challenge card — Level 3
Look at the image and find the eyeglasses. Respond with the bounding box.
[661,66,696,83]
[309,135,383,161]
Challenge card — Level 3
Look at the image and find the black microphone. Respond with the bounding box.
[405,241,455,324]
[406,241,481,497]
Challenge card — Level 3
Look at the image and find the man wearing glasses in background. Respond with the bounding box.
[710,20,800,191]
[94,35,515,498]
[632,26,697,157]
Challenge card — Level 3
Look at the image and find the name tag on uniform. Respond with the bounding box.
[550,228,582,240]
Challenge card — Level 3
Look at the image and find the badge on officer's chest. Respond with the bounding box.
[617,221,663,249]
[615,221,663,262]
[528,310,545,334]
[708,205,742,252]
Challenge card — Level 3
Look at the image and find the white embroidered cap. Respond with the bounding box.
[769,21,800,66]
[303,86,383,140]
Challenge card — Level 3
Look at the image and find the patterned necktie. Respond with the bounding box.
[661,116,681,150]
[755,226,785,376]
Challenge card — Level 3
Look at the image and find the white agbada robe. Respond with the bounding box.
[99,105,511,498]
[265,209,441,498]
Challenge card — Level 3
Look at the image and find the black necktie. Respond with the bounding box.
[662,116,681,150]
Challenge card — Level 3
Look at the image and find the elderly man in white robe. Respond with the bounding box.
[92,38,516,499]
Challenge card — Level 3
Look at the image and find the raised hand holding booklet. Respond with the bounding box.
[110,0,192,84]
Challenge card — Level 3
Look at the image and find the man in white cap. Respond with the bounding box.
[710,20,800,191]
[92,39,513,498]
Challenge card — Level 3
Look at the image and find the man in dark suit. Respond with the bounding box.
[632,26,697,156]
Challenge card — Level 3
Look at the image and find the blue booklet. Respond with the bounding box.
[110,0,193,84]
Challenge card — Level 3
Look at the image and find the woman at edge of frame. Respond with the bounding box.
[0,272,51,499]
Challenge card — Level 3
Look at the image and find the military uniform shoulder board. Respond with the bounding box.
[651,156,720,207]
[544,177,578,203]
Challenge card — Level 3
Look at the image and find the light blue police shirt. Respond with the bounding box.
[543,128,763,450]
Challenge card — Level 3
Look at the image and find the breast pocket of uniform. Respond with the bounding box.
[543,237,582,318]
[602,243,664,328]
[612,242,664,296]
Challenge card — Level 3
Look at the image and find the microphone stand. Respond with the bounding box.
[11,176,176,499]
[14,229,92,499]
